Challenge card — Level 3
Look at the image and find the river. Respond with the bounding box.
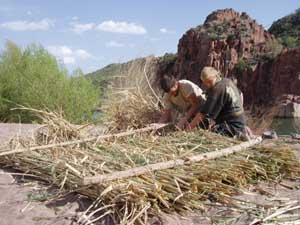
[271,118,300,135]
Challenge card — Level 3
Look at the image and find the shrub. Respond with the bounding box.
[235,59,249,74]
[260,53,276,63]
[0,41,100,123]
[268,8,300,48]
[279,36,299,48]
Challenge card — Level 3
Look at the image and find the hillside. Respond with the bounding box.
[85,63,126,96]
[85,56,162,102]
[86,54,177,98]
[268,8,300,48]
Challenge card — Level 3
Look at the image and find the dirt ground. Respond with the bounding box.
[0,123,300,225]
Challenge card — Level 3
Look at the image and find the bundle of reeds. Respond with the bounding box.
[18,106,85,144]
[102,56,163,131]
[0,110,299,224]
[103,90,162,132]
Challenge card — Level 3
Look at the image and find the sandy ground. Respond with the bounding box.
[0,123,300,225]
[0,169,87,225]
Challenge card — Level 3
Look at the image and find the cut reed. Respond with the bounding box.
[0,109,299,224]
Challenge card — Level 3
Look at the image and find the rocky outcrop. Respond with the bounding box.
[239,48,300,106]
[172,8,279,85]
[276,94,300,118]
[271,49,300,98]
[158,8,300,111]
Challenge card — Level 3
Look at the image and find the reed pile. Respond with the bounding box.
[0,109,300,224]
[102,56,163,131]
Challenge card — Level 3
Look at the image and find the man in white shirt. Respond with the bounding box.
[159,76,206,130]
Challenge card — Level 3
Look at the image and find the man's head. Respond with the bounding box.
[160,76,179,96]
[200,67,221,88]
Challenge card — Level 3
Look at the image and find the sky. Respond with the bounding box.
[0,0,299,74]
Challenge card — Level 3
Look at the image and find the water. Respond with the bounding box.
[270,118,300,135]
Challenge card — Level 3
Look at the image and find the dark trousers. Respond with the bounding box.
[211,121,245,137]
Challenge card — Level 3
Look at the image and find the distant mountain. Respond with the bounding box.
[268,8,300,48]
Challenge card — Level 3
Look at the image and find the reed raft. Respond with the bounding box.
[0,109,299,224]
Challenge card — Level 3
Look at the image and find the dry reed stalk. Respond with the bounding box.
[0,108,300,224]
[246,105,279,134]
[83,136,262,185]
[12,106,84,144]
[102,56,163,131]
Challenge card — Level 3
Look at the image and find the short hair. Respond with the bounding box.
[160,76,177,93]
[200,67,221,81]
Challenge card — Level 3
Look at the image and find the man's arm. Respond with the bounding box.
[185,93,200,120]
[186,112,205,130]
[159,94,173,123]
[159,109,172,123]
[177,93,200,129]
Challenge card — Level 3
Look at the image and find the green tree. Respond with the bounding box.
[64,69,99,123]
[0,41,100,123]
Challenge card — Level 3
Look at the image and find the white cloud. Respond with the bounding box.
[106,41,125,48]
[26,11,32,16]
[0,19,54,31]
[96,20,146,35]
[60,46,72,55]
[160,28,167,33]
[72,16,79,20]
[46,46,92,65]
[63,56,76,65]
[71,22,95,34]
[69,20,147,35]
[160,27,175,34]
[75,49,92,59]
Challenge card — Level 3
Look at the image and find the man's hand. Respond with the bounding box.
[176,116,187,130]
[185,122,192,131]
[185,112,205,131]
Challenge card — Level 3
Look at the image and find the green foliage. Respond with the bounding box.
[209,32,219,41]
[260,53,276,63]
[194,25,203,32]
[226,33,237,43]
[235,59,249,74]
[159,53,177,64]
[0,41,100,123]
[201,21,230,41]
[279,36,300,48]
[64,69,100,122]
[269,8,300,48]
[259,41,283,63]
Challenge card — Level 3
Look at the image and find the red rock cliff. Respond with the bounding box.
[157,9,300,107]
[173,9,278,83]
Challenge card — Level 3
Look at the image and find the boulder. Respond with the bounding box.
[276,94,300,118]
